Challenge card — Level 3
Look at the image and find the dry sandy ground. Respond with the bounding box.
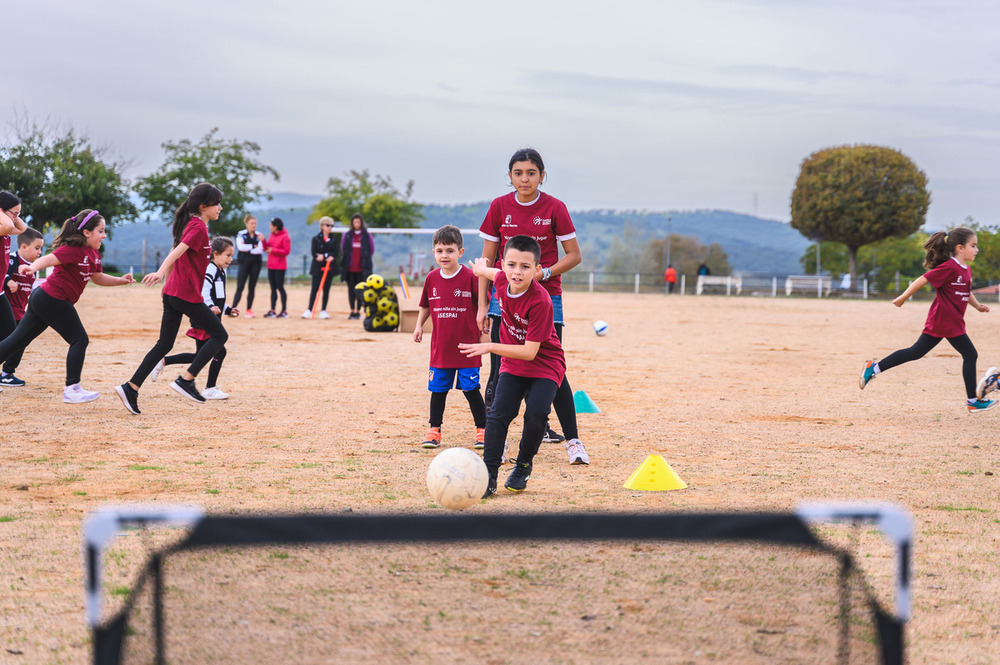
[0,282,998,663]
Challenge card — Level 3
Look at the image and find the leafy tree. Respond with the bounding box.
[0,121,137,231]
[800,234,926,291]
[964,218,1000,285]
[134,128,280,236]
[309,169,423,228]
[790,145,930,289]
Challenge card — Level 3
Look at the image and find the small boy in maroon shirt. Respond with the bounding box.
[460,235,567,496]
[1,227,44,387]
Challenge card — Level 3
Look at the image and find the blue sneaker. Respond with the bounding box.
[859,359,877,390]
[0,373,25,387]
[967,399,997,413]
[976,366,999,400]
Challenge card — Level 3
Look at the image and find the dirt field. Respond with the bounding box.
[1,282,998,663]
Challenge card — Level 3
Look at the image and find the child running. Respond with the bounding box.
[1,227,44,386]
[116,183,228,414]
[0,209,134,402]
[460,236,566,496]
[859,227,995,412]
[150,236,238,400]
[0,191,29,393]
[413,225,487,449]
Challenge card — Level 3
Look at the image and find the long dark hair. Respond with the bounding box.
[923,227,975,270]
[53,209,104,249]
[0,190,20,212]
[172,183,222,246]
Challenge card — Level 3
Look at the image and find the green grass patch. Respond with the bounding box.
[127,465,164,471]
[73,491,87,496]
[0,516,15,523]
[111,586,131,597]
[935,504,990,513]
[205,489,219,495]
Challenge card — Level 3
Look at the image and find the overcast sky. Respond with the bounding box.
[6,0,1000,227]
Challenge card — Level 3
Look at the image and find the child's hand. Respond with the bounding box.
[210,306,221,315]
[458,342,490,358]
[121,273,135,285]
[142,271,163,287]
[5,279,15,293]
[228,308,240,317]
[468,257,489,276]
[978,303,991,313]
[892,295,906,308]
[413,328,422,343]
[476,304,490,334]
[18,264,36,276]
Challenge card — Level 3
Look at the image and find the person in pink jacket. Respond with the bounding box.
[262,217,291,318]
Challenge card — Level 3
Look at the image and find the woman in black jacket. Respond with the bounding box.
[302,216,340,319]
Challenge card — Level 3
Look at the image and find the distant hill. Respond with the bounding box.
[101,194,809,276]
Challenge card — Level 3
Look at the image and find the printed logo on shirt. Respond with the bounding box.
[533,216,552,226]
[453,288,472,298]
[502,214,514,228]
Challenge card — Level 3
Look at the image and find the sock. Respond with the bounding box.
[872,363,881,375]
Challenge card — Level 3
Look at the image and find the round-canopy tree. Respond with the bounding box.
[790,145,930,289]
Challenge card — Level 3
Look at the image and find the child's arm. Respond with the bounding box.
[20,253,61,276]
[143,243,189,286]
[476,240,499,333]
[91,272,135,287]
[892,276,928,308]
[412,306,430,343]
[5,256,17,293]
[469,257,499,282]
[541,237,582,281]
[459,339,540,361]
[969,293,990,313]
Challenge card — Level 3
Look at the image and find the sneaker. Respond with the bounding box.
[301,309,312,319]
[63,384,99,404]
[202,386,229,400]
[504,462,532,492]
[245,309,255,318]
[170,376,206,403]
[565,438,590,465]
[0,373,25,387]
[859,359,877,390]
[150,358,165,382]
[278,311,289,319]
[967,398,997,413]
[264,310,277,318]
[474,427,485,449]
[976,366,999,400]
[482,473,498,499]
[319,310,330,319]
[421,427,442,449]
[115,383,141,415]
[542,426,565,443]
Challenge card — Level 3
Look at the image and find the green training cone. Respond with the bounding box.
[573,390,600,413]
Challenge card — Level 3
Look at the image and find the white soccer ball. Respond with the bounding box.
[593,320,609,336]
[426,448,489,510]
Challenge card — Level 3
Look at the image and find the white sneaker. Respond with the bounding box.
[64,384,99,404]
[976,366,1000,400]
[565,438,590,465]
[301,309,312,319]
[201,386,230,400]
[150,358,165,382]
[319,310,330,319]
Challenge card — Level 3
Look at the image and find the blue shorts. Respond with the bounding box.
[428,367,481,392]
[489,292,563,325]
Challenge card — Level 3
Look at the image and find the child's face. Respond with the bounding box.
[4,204,22,221]
[956,236,979,263]
[199,202,222,222]
[502,248,540,293]
[352,218,362,230]
[20,238,43,262]
[215,246,235,269]
[433,243,463,272]
[84,221,106,250]
[509,160,542,201]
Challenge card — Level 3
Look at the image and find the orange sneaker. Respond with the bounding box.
[421,427,442,449]
[475,427,485,449]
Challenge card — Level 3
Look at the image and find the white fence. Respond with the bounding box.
[563,272,874,298]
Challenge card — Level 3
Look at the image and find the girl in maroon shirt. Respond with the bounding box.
[116,183,229,414]
[859,227,994,412]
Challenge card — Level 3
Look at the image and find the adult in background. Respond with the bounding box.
[231,214,264,317]
[340,213,374,320]
[0,192,29,392]
[303,216,340,319]
[664,264,677,294]
[263,217,290,318]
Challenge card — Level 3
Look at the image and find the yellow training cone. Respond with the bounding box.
[624,454,687,491]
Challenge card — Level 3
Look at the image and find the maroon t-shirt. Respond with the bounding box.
[163,217,210,303]
[41,245,102,304]
[493,272,565,385]
[923,258,972,338]
[7,254,34,319]
[349,232,363,272]
[419,265,481,369]
[479,192,577,297]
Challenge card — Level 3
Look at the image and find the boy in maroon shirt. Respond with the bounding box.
[413,225,487,449]
[1,227,44,386]
[460,235,567,496]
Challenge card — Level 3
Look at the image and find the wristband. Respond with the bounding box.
[541,267,552,281]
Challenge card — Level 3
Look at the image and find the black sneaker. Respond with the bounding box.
[482,474,497,499]
[504,462,532,492]
[170,376,206,403]
[0,373,25,387]
[115,383,141,415]
[542,427,565,443]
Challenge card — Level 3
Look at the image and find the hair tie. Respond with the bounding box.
[77,210,100,230]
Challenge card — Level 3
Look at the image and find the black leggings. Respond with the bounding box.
[429,389,487,428]
[879,332,978,398]
[2,318,26,374]
[165,339,227,389]
[484,314,579,441]
[130,294,228,388]
[268,269,287,312]
[232,256,261,310]
[0,296,20,374]
[346,271,364,311]
[483,374,559,473]
[0,289,88,386]
[307,268,334,311]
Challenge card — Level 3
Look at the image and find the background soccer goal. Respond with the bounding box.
[85,504,910,665]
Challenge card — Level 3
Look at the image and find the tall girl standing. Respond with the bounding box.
[231,214,264,317]
[340,213,374,320]
[263,217,290,318]
[477,148,589,465]
[0,192,29,391]
[859,227,995,412]
[116,183,229,414]
[0,209,133,402]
